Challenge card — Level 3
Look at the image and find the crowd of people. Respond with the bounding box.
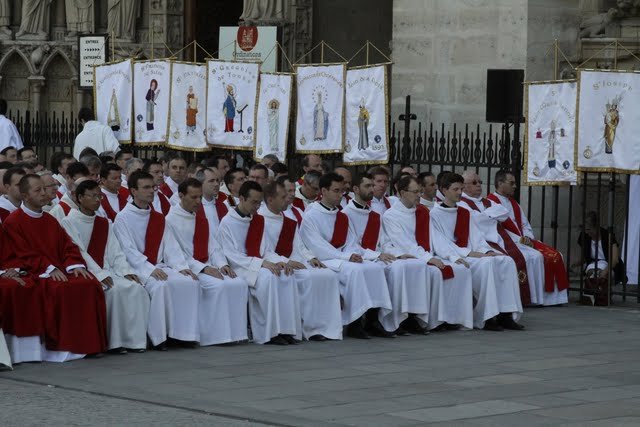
[0,107,571,368]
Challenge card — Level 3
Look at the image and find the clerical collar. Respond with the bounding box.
[235,207,250,218]
[441,202,456,209]
[132,201,150,210]
[352,200,369,210]
[202,195,215,204]
[21,202,43,218]
[102,187,118,195]
[318,202,335,211]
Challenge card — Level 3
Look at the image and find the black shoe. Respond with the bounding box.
[153,341,168,351]
[127,348,146,353]
[107,347,127,355]
[400,316,430,335]
[308,334,328,342]
[483,318,504,332]
[282,335,301,344]
[395,327,411,336]
[346,321,370,339]
[266,335,289,345]
[498,314,525,330]
[366,319,396,338]
[445,323,462,331]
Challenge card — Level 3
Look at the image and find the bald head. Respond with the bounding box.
[462,170,483,198]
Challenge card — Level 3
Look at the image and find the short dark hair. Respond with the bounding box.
[271,162,288,175]
[239,180,262,198]
[187,161,201,175]
[0,99,7,115]
[142,158,162,172]
[79,147,99,159]
[397,175,417,193]
[128,170,153,190]
[494,170,513,188]
[78,107,95,122]
[18,173,40,195]
[262,181,284,202]
[0,146,16,156]
[352,172,373,188]
[114,147,133,162]
[319,172,344,190]
[249,163,269,178]
[203,154,229,169]
[178,177,202,195]
[168,156,187,167]
[80,154,102,170]
[75,179,100,201]
[50,152,74,174]
[263,154,279,163]
[3,167,26,186]
[18,146,35,157]
[224,167,246,187]
[66,161,90,179]
[417,171,434,183]
[160,150,180,164]
[100,163,122,179]
[440,172,464,190]
[99,154,114,164]
[368,166,389,178]
[276,175,293,186]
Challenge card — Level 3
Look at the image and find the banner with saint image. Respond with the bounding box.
[577,69,640,174]
[343,65,389,165]
[295,63,346,153]
[133,60,171,145]
[524,80,577,185]
[206,59,260,150]
[94,59,133,144]
[254,73,293,161]
[167,62,207,151]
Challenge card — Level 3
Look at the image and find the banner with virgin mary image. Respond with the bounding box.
[167,62,207,151]
[343,65,389,165]
[94,59,133,144]
[295,63,346,153]
[206,59,260,150]
[577,69,640,174]
[254,73,293,161]
[524,80,577,185]
[133,60,171,145]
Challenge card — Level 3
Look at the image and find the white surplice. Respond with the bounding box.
[299,202,392,325]
[49,193,77,223]
[61,209,150,350]
[201,196,224,235]
[258,205,342,340]
[0,195,18,217]
[222,195,241,210]
[294,186,316,210]
[382,202,474,330]
[459,193,546,305]
[490,192,568,306]
[420,197,436,210]
[283,205,304,225]
[217,208,302,344]
[0,330,11,369]
[430,203,523,328]
[370,196,392,216]
[343,200,431,332]
[113,203,200,346]
[166,204,249,345]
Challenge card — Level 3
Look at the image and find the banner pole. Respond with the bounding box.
[321,41,324,64]
[553,39,558,80]
[366,41,369,66]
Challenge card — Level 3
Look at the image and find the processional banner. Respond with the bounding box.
[254,73,293,161]
[133,60,171,145]
[295,63,346,154]
[524,80,577,185]
[343,65,389,165]
[577,69,640,174]
[206,60,260,150]
[168,62,207,151]
[94,59,133,144]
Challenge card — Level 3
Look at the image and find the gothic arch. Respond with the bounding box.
[0,48,35,75]
[40,48,76,77]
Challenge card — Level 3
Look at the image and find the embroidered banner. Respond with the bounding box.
[295,63,346,154]
[94,59,133,144]
[343,65,389,165]
[206,59,260,150]
[168,62,207,151]
[254,72,293,161]
[133,60,171,145]
[524,80,577,185]
[577,69,640,174]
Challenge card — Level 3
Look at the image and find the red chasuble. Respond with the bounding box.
[144,210,165,265]
[487,193,569,293]
[3,209,107,354]
[0,208,10,222]
[330,211,349,248]
[415,205,454,280]
[193,207,210,263]
[275,215,298,258]
[86,216,110,269]
[360,211,381,251]
[245,214,265,258]
[159,182,173,199]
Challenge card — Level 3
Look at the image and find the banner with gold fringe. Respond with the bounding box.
[94,59,133,144]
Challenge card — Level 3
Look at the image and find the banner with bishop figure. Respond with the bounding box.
[343,65,389,165]
[524,80,577,185]
[167,62,207,151]
[206,59,260,150]
[133,60,171,145]
[295,63,346,153]
[254,72,293,161]
[94,59,133,144]
[577,69,640,174]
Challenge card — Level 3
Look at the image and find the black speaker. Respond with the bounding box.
[485,69,524,123]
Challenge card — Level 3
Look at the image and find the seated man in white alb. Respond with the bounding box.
[488,170,569,306]
[143,160,171,216]
[418,171,438,210]
[166,178,249,346]
[113,170,201,351]
[293,170,321,211]
[459,170,545,307]
[258,181,342,341]
[382,175,475,331]
[49,161,90,221]
[222,167,247,209]
[367,166,393,216]
[278,176,304,225]
[430,172,524,331]
[343,172,432,335]
[61,179,150,353]
[195,167,229,232]
[300,172,392,339]
[159,155,186,201]
[217,180,301,345]
[334,167,353,209]
[100,163,130,221]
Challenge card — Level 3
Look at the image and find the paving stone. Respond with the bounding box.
[389,399,539,422]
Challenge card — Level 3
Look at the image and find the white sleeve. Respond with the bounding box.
[161,226,190,271]
[430,217,468,262]
[381,213,432,262]
[103,126,120,153]
[113,218,156,283]
[300,216,351,262]
[217,220,263,287]
[60,218,109,281]
[521,212,535,239]
[106,227,136,277]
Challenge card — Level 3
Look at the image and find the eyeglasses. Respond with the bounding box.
[82,193,104,200]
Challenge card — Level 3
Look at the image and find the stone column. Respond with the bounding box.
[148,0,184,60]
[28,77,45,114]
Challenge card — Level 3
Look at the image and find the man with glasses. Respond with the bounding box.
[418,171,437,210]
[38,170,61,212]
[293,170,321,211]
[143,159,171,216]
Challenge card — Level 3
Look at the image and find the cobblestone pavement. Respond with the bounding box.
[2,304,640,426]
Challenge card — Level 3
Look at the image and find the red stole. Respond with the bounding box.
[217,192,228,203]
[159,182,173,199]
[415,205,431,251]
[152,192,171,216]
[297,177,304,186]
[0,208,10,222]
[101,188,129,221]
[144,210,165,265]
[59,201,71,216]
[245,214,265,257]
[292,197,306,211]
[454,207,470,248]
[56,190,63,199]
[215,198,228,220]
[227,195,238,208]
[383,197,391,209]
[275,215,298,257]
[87,216,110,269]
[193,207,210,263]
[291,206,303,224]
[330,211,349,248]
[360,211,381,251]
[486,193,522,236]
